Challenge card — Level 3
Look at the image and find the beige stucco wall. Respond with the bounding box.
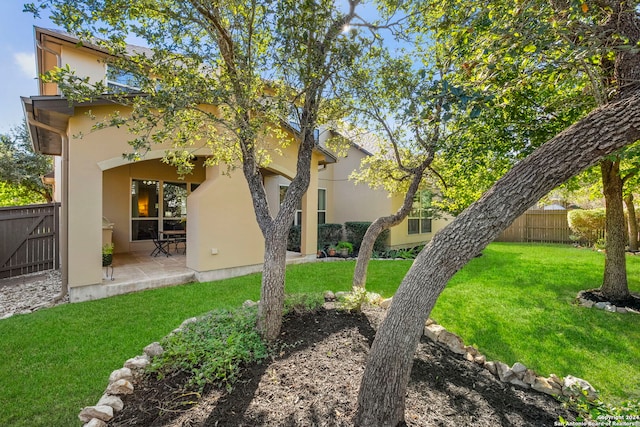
[61,45,106,86]
[64,100,319,290]
[320,146,391,225]
[186,165,265,271]
[388,194,452,248]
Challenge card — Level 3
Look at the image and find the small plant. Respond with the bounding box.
[336,241,354,256]
[102,243,114,267]
[560,391,640,424]
[284,293,325,315]
[148,307,268,392]
[337,288,383,312]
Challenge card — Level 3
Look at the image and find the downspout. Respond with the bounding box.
[35,40,62,95]
[25,113,69,303]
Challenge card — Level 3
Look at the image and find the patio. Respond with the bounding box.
[96,250,312,301]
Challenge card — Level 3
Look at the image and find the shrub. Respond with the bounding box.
[318,223,343,249]
[345,221,389,252]
[148,308,268,392]
[567,209,606,246]
[287,225,301,252]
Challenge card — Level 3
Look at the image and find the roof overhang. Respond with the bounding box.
[21,95,123,155]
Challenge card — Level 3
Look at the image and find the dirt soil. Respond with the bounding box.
[109,307,577,427]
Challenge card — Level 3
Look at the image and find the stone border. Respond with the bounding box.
[78,294,599,426]
[575,290,640,315]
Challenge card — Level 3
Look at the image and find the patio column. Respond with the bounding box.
[300,156,319,257]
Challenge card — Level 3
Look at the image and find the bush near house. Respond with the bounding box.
[318,223,343,249]
[288,222,391,253]
[287,225,301,252]
[345,221,389,252]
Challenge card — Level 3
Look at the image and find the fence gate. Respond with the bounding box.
[0,203,60,279]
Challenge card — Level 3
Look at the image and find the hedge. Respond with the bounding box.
[345,221,389,252]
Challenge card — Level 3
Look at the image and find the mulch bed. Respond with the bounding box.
[580,289,640,311]
[109,307,577,426]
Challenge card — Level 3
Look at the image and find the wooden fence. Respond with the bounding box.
[496,210,574,244]
[0,203,60,279]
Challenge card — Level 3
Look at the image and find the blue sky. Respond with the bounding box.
[0,2,54,133]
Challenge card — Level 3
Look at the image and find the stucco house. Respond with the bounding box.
[22,27,448,302]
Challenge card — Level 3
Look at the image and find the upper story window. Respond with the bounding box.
[408,191,433,235]
[106,66,142,93]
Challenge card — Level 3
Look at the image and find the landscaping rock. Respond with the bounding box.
[180,317,198,327]
[109,367,132,384]
[523,369,537,386]
[512,362,527,378]
[425,318,436,326]
[83,418,107,427]
[509,377,529,388]
[380,297,393,309]
[78,405,113,423]
[97,394,124,412]
[604,304,617,312]
[323,291,336,301]
[335,291,348,300]
[242,300,257,309]
[495,361,516,383]
[594,302,608,309]
[437,330,466,355]
[474,354,486,365]
[563,375,598,401]
[106,379,134,395]
[484,361,497,375]
[616,307,628,314]
[532,377,561,396]
[465,346,479,357]
[143,342,164,358]
[424,324,446,341]
[549,374,563,386]
[124,355,149,370]
[580,298,595,308]
[465,352,475,362]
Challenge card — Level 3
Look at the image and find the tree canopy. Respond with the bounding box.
[0,122,53,206]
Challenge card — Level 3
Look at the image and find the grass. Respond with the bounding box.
[0,243,638,426]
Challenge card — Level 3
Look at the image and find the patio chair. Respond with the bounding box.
[150,231,172,257]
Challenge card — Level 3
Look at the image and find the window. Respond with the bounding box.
[408,191,433,235]
[280,185,302,226]
[318,188,326,225]
[106,66,142,93]
[279,186,327,225]
[131,179,194,241]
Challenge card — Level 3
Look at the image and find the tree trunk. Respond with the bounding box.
[352,169,424,289]
[624,193,638,252]
[355,94,640,426]
[600,159,630,301]
[257,231,288,340]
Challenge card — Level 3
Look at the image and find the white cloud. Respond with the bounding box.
[13,52,36,78]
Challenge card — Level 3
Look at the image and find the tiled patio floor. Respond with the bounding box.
[102,250,311,290]
[103,251,195,288]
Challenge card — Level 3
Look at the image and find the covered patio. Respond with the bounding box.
[96,250,311,300]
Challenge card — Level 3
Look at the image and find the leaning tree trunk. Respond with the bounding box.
[624,193,638,252]
[355,94,640,426]
[600,159,630,301]
[353,170,425,290]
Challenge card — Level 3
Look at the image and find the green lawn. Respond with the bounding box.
[0,243,638,426]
